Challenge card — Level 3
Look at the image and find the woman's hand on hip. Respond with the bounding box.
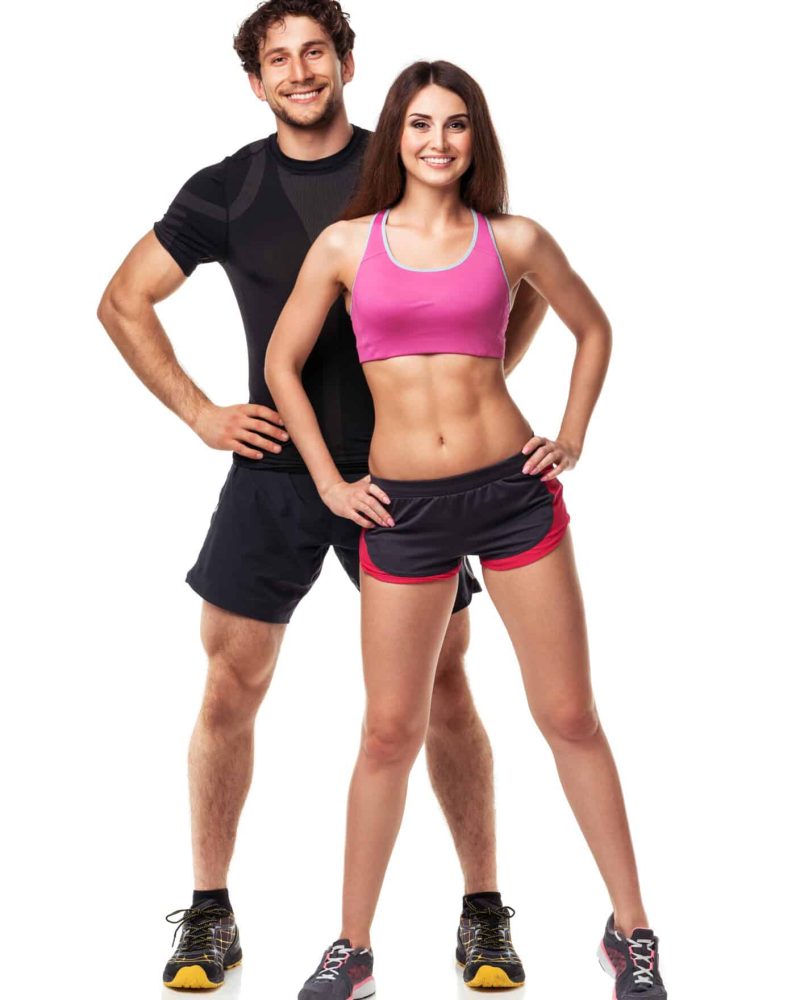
[521,435,581,480]
[320,475,395,528]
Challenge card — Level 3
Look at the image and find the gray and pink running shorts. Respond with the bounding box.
[360,451,570,583]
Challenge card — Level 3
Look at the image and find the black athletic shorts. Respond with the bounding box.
[360,451,570,583]
[186,464,482,624]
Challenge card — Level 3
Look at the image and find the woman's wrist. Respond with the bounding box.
[319,476,346,502]
[557,432,584,458]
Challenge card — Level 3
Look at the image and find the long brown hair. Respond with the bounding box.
[343,61,508,219]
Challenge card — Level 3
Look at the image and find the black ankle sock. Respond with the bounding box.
[192,888,232,912]
[463,890,503,912]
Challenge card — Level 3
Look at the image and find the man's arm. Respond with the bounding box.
[97,231,287,460]
[503,280,549,377]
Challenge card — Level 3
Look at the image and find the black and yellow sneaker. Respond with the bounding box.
[456,895,525,989]
[162,899,242,990]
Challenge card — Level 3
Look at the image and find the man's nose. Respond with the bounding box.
[288,55,314,83]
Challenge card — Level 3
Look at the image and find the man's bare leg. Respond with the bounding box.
[189,601,286,888]
[425,608,498,894]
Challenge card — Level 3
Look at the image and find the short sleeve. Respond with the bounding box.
[153,160,228,276]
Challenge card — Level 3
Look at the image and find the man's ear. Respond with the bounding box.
[248,71,266,101]
[342,51,355,86]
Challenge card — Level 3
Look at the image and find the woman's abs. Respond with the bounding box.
[365,356,533,480]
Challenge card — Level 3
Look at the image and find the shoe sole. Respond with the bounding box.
[350,977,376,999]
[163,959,242,990]
[596,943,618,999]
[457,959,525,989]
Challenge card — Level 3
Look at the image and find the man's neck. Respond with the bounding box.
[273,113,354,161]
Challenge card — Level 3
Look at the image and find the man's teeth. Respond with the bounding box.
[287,88,323,101]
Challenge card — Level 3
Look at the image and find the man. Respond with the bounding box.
[97,1,548,994]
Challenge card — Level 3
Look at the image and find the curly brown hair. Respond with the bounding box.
[233,0,355,75]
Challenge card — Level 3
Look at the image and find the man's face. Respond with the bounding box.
[249,15,353,128]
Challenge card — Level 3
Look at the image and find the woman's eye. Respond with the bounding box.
[450,121,466,129]
[412,121,428,129]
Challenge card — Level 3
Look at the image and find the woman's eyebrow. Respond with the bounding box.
[406,112,470,120]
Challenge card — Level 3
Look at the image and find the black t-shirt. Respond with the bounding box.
[154,125,374,473]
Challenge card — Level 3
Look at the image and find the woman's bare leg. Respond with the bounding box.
[482,530,648,936]
[340,571,460,947]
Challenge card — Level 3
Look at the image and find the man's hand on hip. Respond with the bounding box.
[193,402,290,460]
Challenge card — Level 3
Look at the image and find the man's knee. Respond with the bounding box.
[199,604,285,731]
[430,617,474,731]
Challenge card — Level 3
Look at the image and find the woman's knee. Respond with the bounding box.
[362,715,427,768]
[536,702,600,744]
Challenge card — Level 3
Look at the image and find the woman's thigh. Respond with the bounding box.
[360,570,460,728]
[481,529,595,724]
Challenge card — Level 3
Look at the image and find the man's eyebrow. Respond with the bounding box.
[261,38,330,58]
[406,112,470,120]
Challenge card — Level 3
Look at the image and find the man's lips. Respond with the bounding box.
[284,86,325,103]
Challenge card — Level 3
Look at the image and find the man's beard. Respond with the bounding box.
[268,87,343,129]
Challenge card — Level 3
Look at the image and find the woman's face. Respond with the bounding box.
[399,84,473,190]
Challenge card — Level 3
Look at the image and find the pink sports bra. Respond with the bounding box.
[350,207,511,364]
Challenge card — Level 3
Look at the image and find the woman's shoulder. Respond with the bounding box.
[484,213,559,270]
[313,215,373,261]
[315,215,378,255]
[485,212,546,246]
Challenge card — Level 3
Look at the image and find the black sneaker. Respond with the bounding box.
[298,938,375,1000]
[162,900,242,989]
[597,913,667,998]
[456,897,525,989]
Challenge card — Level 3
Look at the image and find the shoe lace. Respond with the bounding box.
[314,943,353,982]
[165,906,229,950]
[627,936,655,988]
[466,901,516,951]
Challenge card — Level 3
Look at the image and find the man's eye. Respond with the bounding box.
[272,57,286,65]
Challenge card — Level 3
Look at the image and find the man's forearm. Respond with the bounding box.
[98,292,210,430]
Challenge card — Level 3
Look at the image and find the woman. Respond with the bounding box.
[266,61,667,1000]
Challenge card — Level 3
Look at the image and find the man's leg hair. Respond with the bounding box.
[425,608,498,893]
[189,602,286,889]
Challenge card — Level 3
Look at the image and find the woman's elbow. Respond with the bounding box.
[264,349,300,398]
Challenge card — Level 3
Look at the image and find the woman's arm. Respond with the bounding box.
[265,224,392,528]
[504,217,613,479]
[503,281,549,377]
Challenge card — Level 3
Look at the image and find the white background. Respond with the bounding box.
[2,1,798,997]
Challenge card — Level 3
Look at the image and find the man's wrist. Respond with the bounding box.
[186,396,213,433]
